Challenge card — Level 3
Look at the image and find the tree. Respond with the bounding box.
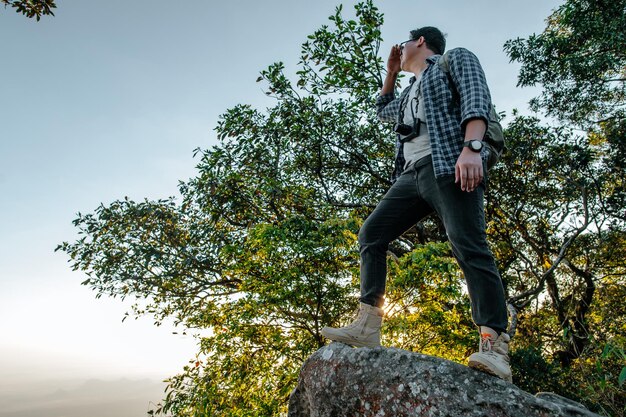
[500,0,626,413]
[503,0,626,222]
[58,0,626,415]
[503,0,625,129]
[60,3,396,415]
[1,0,56,20]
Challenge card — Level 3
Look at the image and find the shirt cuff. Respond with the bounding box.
[460,113,489,132]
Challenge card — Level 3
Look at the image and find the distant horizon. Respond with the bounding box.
[0,377,167,417]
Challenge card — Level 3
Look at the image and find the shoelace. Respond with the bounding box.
[479,334,493,353]
[480,334,510,362]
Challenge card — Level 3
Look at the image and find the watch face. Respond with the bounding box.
[471,140,482,151]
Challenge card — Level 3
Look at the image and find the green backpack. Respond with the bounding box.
[438,51,505,170]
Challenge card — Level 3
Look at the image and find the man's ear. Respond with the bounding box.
[416,36,426,47]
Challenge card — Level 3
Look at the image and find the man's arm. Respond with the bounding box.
[376,45,402,123]
[447,48,492,193]
[447,48,492,131]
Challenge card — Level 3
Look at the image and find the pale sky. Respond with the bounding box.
[0,0,560,412]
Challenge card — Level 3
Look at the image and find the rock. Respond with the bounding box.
[535,393,595,416]
[288,342,599,417]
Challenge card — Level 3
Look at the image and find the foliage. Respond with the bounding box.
[510,346,570,397]
[59,2,392,415]
[511,337,626,416]
[384,242,475,361]
[503,0,625,128]
[1,0,56,20]
[57,0,626,415]
[580,340,626,416]
[489,115,597,360]
[497,1,626,413]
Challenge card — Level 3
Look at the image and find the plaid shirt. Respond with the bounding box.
[376,47,492,182]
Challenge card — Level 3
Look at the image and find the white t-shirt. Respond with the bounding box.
[402,71,431,170]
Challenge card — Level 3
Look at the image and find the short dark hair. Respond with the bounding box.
[410,26,446,55]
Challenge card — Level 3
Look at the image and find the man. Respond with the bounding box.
[321,27,512,383]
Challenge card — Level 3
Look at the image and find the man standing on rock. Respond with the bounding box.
[321,26,513,383]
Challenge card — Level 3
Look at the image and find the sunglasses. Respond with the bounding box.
[399,39,414,49]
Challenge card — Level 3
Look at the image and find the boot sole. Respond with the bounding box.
[468,360,513,383]
[324,336,380,348]
[320,331,380,348]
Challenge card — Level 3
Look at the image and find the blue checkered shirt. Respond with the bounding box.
[376,47,492,182]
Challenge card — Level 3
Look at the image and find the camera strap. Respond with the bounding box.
[398,75,423,127]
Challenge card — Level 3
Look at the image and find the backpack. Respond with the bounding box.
[438,51,505,170]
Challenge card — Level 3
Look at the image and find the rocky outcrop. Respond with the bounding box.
[288,342,599,417]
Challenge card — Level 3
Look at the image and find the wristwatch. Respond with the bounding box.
[463,140,483,152]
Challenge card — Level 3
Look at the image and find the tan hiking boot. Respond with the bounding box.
[468,332,513,383]
[321,303,384,348]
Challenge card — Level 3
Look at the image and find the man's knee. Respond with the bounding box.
[447,230,490,262]
[357,224,372,247]
[358,220,386,248]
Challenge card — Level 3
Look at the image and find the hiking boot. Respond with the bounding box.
[321,303,384,348]
[468,332,513,383]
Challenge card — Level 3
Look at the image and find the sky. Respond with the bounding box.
[0,0,560,413]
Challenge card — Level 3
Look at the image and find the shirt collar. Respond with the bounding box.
[408,54,442,83]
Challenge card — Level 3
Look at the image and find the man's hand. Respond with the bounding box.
[387,45,401,75]
[381,46,401,96]
[455,148,483,192]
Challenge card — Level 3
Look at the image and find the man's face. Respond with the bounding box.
[399,39,417,70]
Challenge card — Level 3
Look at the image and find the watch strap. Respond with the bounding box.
[463,140,483,152]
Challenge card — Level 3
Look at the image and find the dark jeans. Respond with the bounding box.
[358,156,508,333]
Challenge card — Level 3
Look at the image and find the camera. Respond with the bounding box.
[394,119,421,143]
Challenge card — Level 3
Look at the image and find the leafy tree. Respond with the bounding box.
[504,0,625,128]
[60,3,394,415]
[501,0,626,413]
[486,113,626,414]
[58,0,626,415]
[1,0,56,20]
[503,0,626,221]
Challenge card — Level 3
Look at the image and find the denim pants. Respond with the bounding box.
[358,155,508,333]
